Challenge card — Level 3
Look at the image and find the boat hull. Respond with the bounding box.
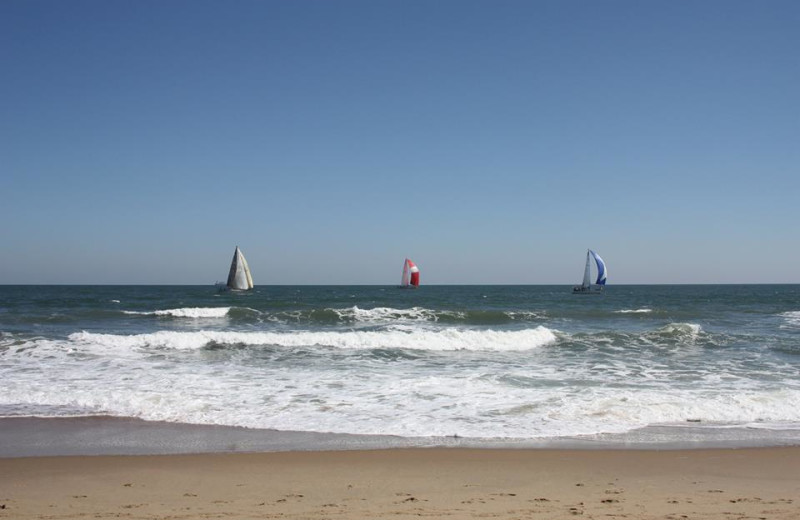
[573,285,603,294]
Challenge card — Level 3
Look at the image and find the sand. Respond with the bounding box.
[2,447,799,519]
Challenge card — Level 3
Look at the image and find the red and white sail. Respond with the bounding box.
[401,258,420,287]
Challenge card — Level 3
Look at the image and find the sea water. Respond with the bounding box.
[1,285,799,446]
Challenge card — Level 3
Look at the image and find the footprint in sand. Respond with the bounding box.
[397,496,427,504]
[568,502,585,515]
[462,498,487,505]
[275,494,304,504]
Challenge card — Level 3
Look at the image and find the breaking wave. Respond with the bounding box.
[67,327,559,352]
[330,306,461,323]
[122,307,232,318]
[658,322,702,337]
[273,306,545,325]
[780,311,800,328]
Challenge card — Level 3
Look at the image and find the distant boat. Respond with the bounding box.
[573,249,606,294]
[220,246,254,291]
[399,258,420,289]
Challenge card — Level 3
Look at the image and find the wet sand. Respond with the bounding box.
[2,447,799,519]
[4,416,800,457]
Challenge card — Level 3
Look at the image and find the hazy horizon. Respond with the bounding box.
[1,282,798,288]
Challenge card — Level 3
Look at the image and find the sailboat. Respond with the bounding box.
[219,246,254,291]
[573,249,606,293]
[399,258,420,289]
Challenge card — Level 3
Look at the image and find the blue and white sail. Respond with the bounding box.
[591,250,607,286]
[575,249,607,293]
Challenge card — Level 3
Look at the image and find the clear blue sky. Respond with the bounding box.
[1,0,798,284]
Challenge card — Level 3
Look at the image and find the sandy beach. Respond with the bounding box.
[2,447,799,519]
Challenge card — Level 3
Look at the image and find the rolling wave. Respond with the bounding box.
[657,322,702,337]
[109,305,547,326]
[780,311,800,328]
[67,327,558,352]
[271,306,546,325]
[122,307,232,318]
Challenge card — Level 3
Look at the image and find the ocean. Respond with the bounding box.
[1,284,799,448]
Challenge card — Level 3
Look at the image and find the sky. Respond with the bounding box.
[1,0,798,285]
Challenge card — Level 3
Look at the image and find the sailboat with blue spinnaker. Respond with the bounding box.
[573,249,606,294]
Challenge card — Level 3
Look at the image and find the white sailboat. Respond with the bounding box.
[220,246,254,291]
[399,258,420,289]
[573,249,606,294]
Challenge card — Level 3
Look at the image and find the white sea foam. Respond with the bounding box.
[780,311,800,328]
[67,326,558,352]
[2,345,799,439]
[122,307,232,318]
[506,311,546,320]
[660,322,702,336]
[330,306,464,322]
[3,320,799,441]
[615,308,653,314]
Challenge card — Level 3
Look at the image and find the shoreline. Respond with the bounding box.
[2,416,800,458]
[2,447,799,519]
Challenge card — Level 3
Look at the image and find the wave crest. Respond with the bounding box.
[333,306,460,323]
[68,327,558,352]
[780,311,800,328]
[123,307,232,318]
[659,322,702,336]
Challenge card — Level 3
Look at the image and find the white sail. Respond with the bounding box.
[582,250,592,288]
[401,259,410,287]
[226,246,254,290]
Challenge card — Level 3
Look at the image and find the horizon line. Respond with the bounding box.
[0,283,798,287]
